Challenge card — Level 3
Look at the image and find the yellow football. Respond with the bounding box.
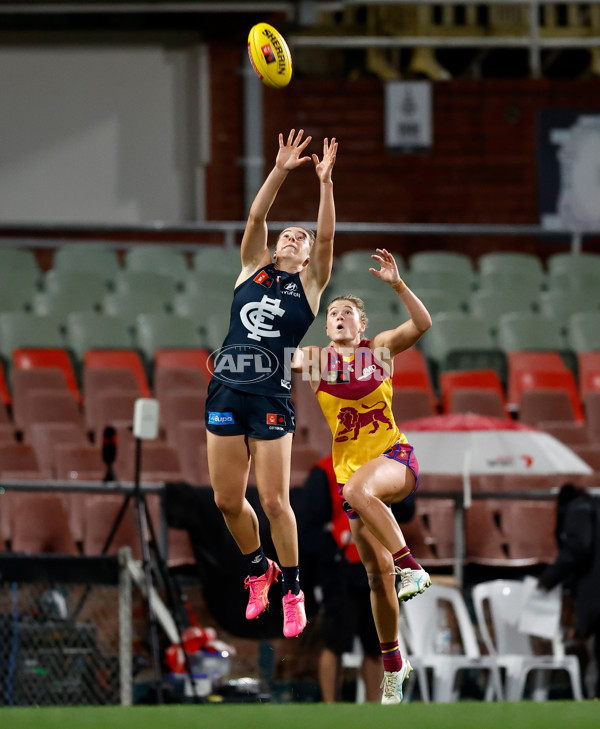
[247,23,293,89]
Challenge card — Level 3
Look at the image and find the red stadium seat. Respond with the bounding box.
[28,421,88,476]
[536,421,590,447]
[439,369,506,415]
[393,388,436,424]
[90,389,140,446]
[519,389,578,427]
[570,443,600,472]
[12,348,81,403]
[506,351,569,409]
[153,348,212,385]
[82,495,144,559]
[11,367,71,431]
[0,441,50,480]
[55,443,106,482]
[10,493,79,555]
[116,440,184,483]
[161,390,207,446]
[175,429,210,486]
[401,498,455,567]
[578,352,600,400]
[512,370,583,422]
[84,349,151,397]
[466,499,557,566]
[392,348,437,410]
[449,389,507,419]
[24,388,86,437]
[0,360,10,407]
[585,392,600,443]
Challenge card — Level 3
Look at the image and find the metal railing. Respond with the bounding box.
[0,220,594,252]
[291,0,600,79]
[3,478,598,589]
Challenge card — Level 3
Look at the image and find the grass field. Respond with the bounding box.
[0,701,598,729]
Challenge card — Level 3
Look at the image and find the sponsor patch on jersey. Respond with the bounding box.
[207,411,235,425]
[282,281,300,297]
[266,413,286,425]
[253,270,273,288]
[327,369,350,384]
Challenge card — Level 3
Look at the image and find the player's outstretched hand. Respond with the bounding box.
[369,248,404,287]
[312,137,337,183]
[276,129,313,171]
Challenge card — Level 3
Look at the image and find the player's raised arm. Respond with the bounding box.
[369,248,432,357]
[240,129,312,273]
[306,137,337,293]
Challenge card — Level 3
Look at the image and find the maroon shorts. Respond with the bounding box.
[338,441,419,520]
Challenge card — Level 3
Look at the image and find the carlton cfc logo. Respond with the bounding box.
[240,294,285,341]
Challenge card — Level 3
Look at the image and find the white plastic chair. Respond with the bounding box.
[471,579,583,701]
[341,637,366,704]
[398,613,431,702]
[401,583,504,703]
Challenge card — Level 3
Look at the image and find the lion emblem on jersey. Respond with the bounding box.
[335,401,393,442]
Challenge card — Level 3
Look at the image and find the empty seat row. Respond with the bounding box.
[330,250,600,312]
[0,310,224,366]
[0,489,195,567]
[0,243,241,285]
[7,243,600,280]
[422,310,600,365]
[0,487,565,573]
[389,346,600,439]
[403,497,560,568]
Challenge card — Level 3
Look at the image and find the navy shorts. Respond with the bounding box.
[205,380,296,440]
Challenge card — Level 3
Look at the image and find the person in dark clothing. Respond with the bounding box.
[539,483,600,698]
[298,454,415,702]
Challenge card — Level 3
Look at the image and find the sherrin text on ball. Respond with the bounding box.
[247,22,292,89]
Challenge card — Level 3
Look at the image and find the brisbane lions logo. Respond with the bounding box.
[335,401,393,442]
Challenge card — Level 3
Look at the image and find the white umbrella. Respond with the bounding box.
[399,413,592,586]
[401,413,593,478]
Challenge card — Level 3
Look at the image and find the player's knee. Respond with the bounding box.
[366,569,387,595]
[213,493,243,518]
[342,481,363,509]
[261,494,287,521]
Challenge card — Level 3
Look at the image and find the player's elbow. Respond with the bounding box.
[246,210,265,230]
[415,313,433,334]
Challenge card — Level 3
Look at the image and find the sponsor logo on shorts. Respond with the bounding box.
[207,411,235,425]
[266,413,286,426]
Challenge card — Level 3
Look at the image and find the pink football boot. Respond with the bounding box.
[244,558,282,620]
[282,590,307,638]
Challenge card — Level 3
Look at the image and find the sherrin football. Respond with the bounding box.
[247,23,293,89]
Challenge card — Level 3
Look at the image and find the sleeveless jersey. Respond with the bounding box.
[316,339,406,484]
[211,264,314,397]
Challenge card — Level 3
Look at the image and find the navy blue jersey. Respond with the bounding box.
[211,264,315,397]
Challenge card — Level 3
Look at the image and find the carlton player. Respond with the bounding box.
[292,248,432,703]
[205,130,337,639]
